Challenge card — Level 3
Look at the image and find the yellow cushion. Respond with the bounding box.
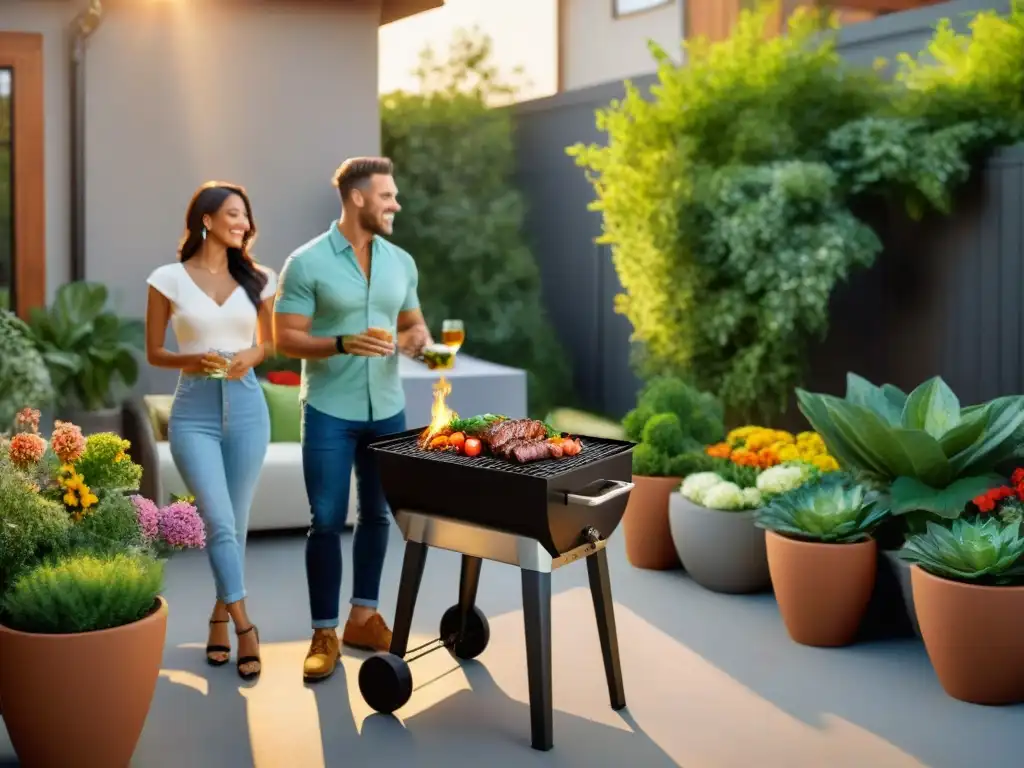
[144,395,174,442]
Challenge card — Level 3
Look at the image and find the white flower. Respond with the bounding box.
[702,481,746,511]
[680,472,724,504]
[756,463,812,496]
[741,487,763,509]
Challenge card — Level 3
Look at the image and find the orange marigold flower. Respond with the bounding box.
[8,432,46,469]
[757,447,781,469]
[14,407,41,434]
[50,420,86,463]
[730,448,761,468]
[705,442,732,459]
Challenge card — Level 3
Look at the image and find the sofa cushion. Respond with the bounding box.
[143,395,175,442]
[260,380,302,443]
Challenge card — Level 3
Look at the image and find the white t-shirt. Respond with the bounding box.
[146,262,278,355]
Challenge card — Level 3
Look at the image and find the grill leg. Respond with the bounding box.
[521,569,553,751]
[587,548,626,711]
[458,555,483,633]
[390,541,428,658]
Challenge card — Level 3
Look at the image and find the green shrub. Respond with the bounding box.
[380,29,573,417]
[568,1,1024,421]
[75,433,142,492]
[2,553,164,634]
[641,413,692,457]
[0,310,54,429]
[0,459,71,595]
[69,492,144,554]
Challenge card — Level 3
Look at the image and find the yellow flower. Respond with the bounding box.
[745,431,776,452]
[777,444,800,461]
[60,463,75,474]
[80,490,98,508]
[811,454,840,472]
[772,430,795,444]
[726,426,759,445]
[63,490,79,507]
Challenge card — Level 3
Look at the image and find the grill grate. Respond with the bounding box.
[372,433,633,480]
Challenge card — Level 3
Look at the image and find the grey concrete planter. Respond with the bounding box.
[881,549,921,637]
[668,493,771,594]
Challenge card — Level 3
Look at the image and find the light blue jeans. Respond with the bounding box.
[168,371,270,604]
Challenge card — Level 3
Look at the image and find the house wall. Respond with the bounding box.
[559,0,684,92]
[1,0,382,394]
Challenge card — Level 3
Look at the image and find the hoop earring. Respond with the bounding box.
[201,227,207,241]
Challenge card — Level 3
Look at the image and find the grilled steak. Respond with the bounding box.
[485,419,548,453]
[509,441,559,463]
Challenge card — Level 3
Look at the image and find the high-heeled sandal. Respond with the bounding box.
[206,618,231,667]
[236,625,261,681]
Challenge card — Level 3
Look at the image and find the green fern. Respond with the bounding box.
[2,553,164,634]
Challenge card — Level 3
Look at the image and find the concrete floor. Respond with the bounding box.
[2,526,1022,767]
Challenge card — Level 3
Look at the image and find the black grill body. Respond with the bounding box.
[358,427,636,752]
[370,428,635,557]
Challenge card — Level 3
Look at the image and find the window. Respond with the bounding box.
[0,68,11,312]
[613,0,672,18]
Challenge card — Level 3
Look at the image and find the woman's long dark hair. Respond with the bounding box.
[178,182,268,309]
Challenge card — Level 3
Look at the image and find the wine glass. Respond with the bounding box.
[441,319,465,353]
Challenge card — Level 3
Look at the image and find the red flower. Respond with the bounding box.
[1013,468,1024,487]
[267,370,301,387]
[974,486,1015,513]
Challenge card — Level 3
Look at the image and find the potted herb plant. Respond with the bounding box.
[900,482,1024,705]
[621,377,725,570]
[0,408,204,765]
[796,374,1024,635]
[756,473,889,647]
[26,281,145,435]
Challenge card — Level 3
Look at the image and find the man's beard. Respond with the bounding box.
[359,208,388,235]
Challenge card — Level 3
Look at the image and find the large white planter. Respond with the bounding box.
[668,493,771,594]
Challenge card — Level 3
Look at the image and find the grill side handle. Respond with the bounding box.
[564,479,634,507]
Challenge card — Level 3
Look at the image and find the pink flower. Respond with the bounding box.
[8,432,46,469]
[14,407,40,435]
[50,421,86,463]
[130,495,160,541]
[158,500,206,550]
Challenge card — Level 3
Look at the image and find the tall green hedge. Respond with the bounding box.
[381,30,573,417]
[569,1,1024,422]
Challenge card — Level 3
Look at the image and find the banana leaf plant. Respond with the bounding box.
[796,374,1024,538]
[27,281,144,413]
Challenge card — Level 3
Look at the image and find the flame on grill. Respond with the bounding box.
[419,376,458,448]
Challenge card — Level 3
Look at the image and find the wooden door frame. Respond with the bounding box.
[0,32,46,320]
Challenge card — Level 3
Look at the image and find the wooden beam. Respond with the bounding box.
[819,0,933,12]
[0,33,46,321]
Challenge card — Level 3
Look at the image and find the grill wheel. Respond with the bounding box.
[440,605,490,660]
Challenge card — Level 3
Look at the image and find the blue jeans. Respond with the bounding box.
[168,371,270,604]
[302,404,406,629]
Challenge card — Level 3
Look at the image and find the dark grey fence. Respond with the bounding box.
[512,0,1017,421]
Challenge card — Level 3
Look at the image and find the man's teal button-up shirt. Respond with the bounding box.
[274,221,420,423]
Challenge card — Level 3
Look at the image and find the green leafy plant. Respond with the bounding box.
[74,432,143,492]
[568,1,1024,420]
[0,458,71,595]
[899,517,1024,585]
[624,377,724,477]
[0,310,54,429]
[27,281,144,412]
[1,552,163,634]
[380,28,572,417]
[755,473,889,543]
[68,493,144,555]
[797,374,1024,527]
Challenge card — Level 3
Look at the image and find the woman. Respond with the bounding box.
[145,182,275,680]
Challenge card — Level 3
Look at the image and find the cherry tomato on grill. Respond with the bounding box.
[463,437,482,457]
[449,432,466,451]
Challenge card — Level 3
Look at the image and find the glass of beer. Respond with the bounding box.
[206,349,233,379]
[441,319,465,353]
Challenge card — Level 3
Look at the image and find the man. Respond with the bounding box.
[274,157,432,682]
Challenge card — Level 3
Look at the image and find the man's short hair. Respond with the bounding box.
[332,157,394,202]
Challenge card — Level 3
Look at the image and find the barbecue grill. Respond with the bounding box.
[357,426,636,751]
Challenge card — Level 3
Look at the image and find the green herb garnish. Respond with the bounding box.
[448,414,508,435]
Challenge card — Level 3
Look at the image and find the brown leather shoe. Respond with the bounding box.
[303,629,341,682]
[342,613,393,653]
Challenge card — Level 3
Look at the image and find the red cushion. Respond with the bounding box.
[267,370,301,387]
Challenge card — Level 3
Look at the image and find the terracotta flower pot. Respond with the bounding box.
[0,597,168,766]
[912,566,1024,704]
[668,493,770,593]
[765,531,876,647]
[622,475,682,570]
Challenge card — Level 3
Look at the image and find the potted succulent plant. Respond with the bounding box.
[621,377,725,570]
[755,473,890,647]
[899,482,1024,705]
[796,374,1024,635]
[0,408,205,765]
[26,281,144,435]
